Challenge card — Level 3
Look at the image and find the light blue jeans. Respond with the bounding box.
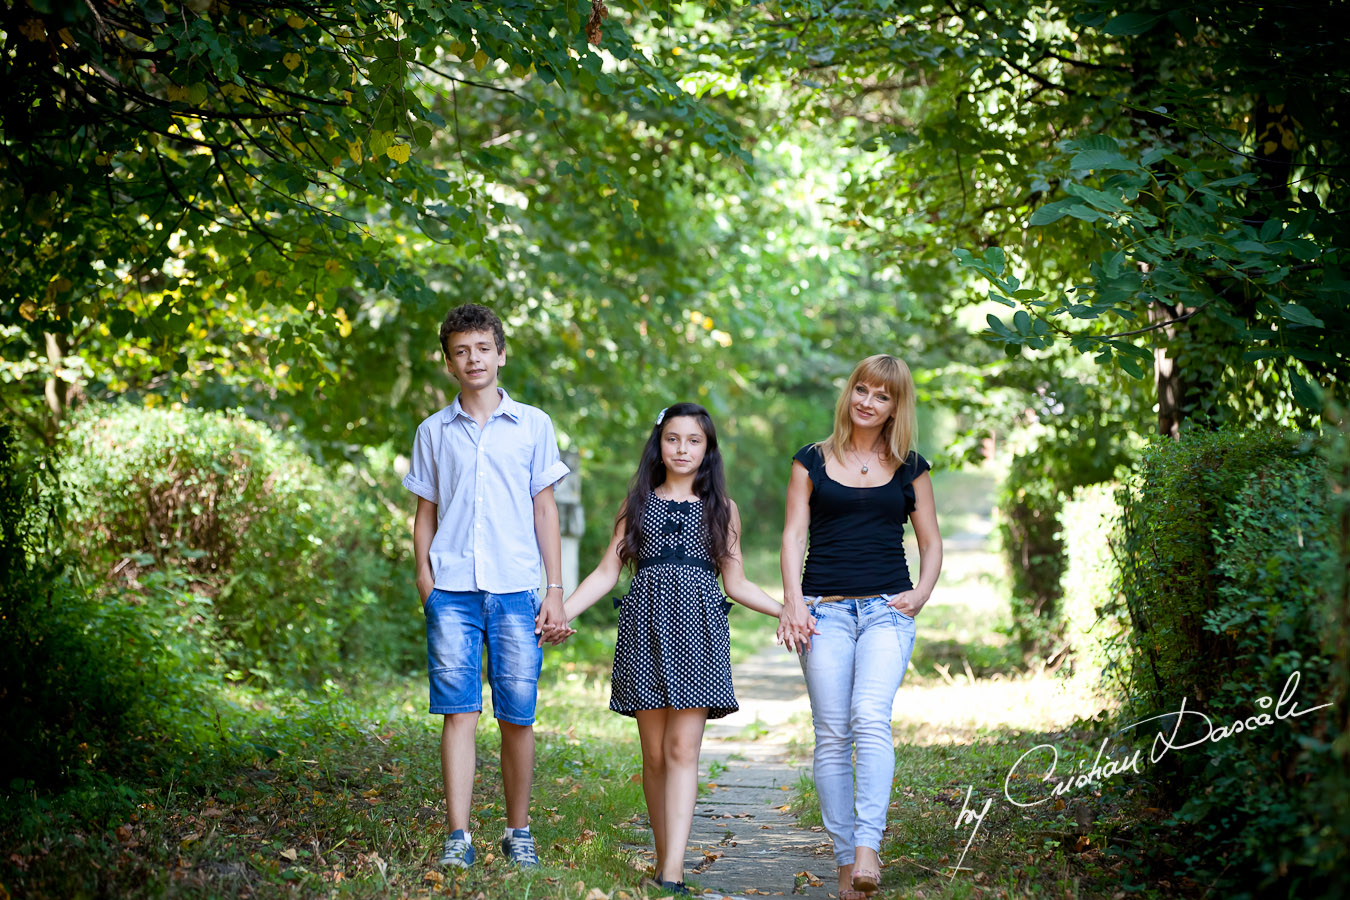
[798,595,917,866]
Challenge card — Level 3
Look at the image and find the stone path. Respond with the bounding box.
[686,647,836,900]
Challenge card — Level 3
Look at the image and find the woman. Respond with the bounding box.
[777,354,943,899]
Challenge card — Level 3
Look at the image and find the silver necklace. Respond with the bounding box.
[847,444,876,475]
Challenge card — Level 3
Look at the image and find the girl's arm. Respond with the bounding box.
[719,500,782,618]
[561,515,627,623]
[887,471,943,617]
[777,460,815,651]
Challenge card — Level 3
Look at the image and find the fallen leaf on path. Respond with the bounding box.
[584,889,610,900]
[424,871,444,884]
[279,848,298,862]
[201,808,225,818]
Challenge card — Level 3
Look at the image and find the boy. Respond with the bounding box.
[402,304,570,869]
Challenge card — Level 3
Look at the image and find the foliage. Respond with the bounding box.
[1,419,194,788]
[997,451,1065,660]
[63,405,418,684]
[695,0,1346,429]
[0,0,741,443]
[1109,428,1344,897]
[1059,483,1122,681]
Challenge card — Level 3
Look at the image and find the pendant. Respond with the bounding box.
[861,464,869,474]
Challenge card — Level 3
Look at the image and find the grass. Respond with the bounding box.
[0,673,657,900]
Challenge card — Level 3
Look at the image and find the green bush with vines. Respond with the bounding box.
[1108,427,1346,897]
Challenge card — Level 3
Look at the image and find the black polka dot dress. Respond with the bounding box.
[609,495,738,720]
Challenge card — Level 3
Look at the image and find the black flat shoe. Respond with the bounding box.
[658,880,690,896]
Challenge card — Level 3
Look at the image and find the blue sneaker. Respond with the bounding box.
[500,827,541,868]
[439,830,475,868]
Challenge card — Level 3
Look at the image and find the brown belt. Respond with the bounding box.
[815,594,879,603]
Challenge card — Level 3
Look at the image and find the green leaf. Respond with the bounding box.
[1070,149,1137,171]
[1287,239,1321,261]
[1279,304,1325,327]
[1028,199,1084,226]
[1103,12,1162,35]
[1063,180,1128,212]
[986,314,1012,336]
[1288,372,1323,411]
[1118,356,1145,379]
[985,246,1006,276]
[1013,309,1031,334]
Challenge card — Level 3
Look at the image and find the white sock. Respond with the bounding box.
[504,825,530,839]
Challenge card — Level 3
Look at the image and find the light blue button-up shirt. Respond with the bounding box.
[402,389,570,593]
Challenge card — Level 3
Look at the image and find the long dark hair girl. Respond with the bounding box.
[616,402,733,573]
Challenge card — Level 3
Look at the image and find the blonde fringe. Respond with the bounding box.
[816,354,917,466]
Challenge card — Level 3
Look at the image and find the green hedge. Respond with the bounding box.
[64,406,419,685]
[1110,427,1346,897]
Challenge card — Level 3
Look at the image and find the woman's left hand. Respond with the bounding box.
[885,590,928,618]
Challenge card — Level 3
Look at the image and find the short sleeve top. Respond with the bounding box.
[793,443,930,597]
[402,389,570,593]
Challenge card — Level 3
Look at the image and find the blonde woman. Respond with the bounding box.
[777,355,943,898]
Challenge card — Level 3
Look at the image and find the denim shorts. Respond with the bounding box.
[424,589,543,725]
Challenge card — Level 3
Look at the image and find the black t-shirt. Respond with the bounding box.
[793,443,930,597]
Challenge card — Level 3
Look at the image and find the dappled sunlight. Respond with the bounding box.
[894,674,1115,747]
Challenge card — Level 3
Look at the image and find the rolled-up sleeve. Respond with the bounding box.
[402,422,439,502]
[529,414,570,497]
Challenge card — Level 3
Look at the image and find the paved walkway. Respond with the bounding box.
[687,647,836,899]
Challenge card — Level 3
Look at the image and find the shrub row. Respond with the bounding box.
[64,405,421,685]
[1109,426,1347,898]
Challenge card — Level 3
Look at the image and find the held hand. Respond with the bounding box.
[776,596,815,653]
[417,572,435,606]
[885,590,928,618]
[535,589,568,648]
[541,621,576,645]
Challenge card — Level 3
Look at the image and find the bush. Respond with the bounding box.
[0,420,179,789]
[1109,426,1345,897]
[998,452,1066,660]
[64,405,419,685]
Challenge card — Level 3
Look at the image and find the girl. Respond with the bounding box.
[777,355,943,899]
[557,402,784,894]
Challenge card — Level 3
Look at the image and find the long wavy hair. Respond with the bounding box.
[616,402,733,573]
[817,354,918,467]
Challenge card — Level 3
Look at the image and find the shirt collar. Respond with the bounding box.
[443,388,521,424]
